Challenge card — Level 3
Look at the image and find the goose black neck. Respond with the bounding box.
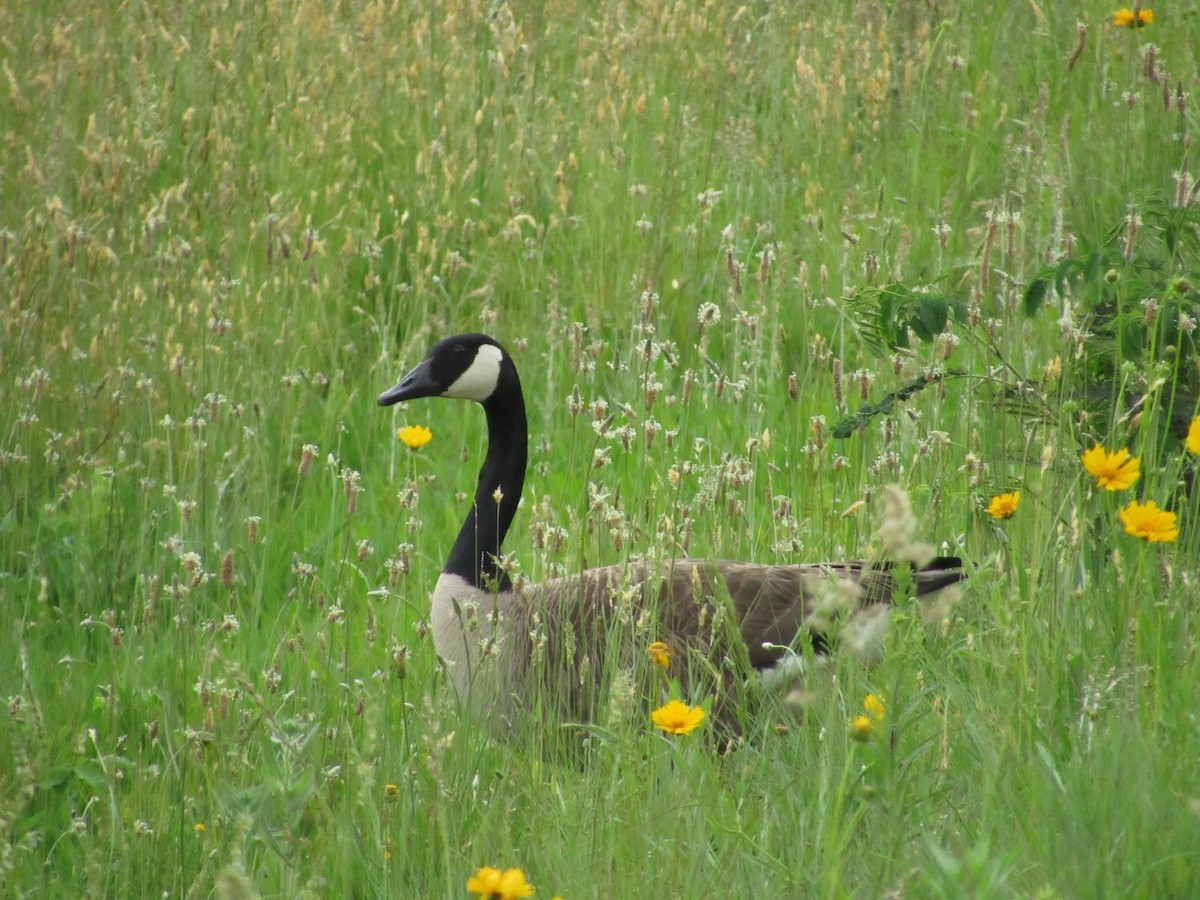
[444,362,527,593]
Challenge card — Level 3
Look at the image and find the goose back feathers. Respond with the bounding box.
[379,334,964,729]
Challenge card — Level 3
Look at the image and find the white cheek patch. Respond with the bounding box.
[443,343,503,401]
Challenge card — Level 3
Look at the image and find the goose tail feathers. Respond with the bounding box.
[914,556,965,595]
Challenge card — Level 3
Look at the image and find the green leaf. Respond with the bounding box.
[1023,275,1049,318]
[37,765,76,791]
[915,295,949,340]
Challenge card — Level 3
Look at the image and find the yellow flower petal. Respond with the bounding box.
[849,713,878,742]
[863,694,886,720]
[397,425,433,450]
[1186,415,1200,456]
[1119,499,1179,543]
[651,699,706,735]
[849,694,886,741]
[1081,445,1140,491]
[648,641,674,669]
[467,867,502,894]
[496,869,534,898]
[986,491,1021,520]
[467,867,534,899]
[1112,7,1152,27]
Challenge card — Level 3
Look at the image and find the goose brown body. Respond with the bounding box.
[380,334,965,729]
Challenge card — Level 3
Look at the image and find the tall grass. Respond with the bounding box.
[2,1,1199,896]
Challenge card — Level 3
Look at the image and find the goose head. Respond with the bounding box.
[378,333,508,407]
[377,332,528,595]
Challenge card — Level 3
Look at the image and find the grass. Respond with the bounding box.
[2,1,1200,896]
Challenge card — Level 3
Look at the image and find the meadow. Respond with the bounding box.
[2,1,1200,896]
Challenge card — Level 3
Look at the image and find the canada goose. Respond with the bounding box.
[379,333,964,729]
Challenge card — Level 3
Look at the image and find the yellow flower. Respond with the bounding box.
[849,714,877,742]
[384,783,399,798]
[1119,499,1179,543]
[194,823,206,834]
[1081,445,1140,491]
[863,693,886,719]
[849,693,886,743]
[466,866,534,899]
[1186,415,1200,455]
[648,641,674,669]
[1112,7,1153,27]
[397,425,433,450]
[986,491,1020,520]
[651,699,706,735]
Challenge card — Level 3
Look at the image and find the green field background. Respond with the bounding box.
[3,2,1199,896]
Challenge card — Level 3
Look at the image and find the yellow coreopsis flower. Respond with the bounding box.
[1186,415,1200,455]
[651,699,706,735]
[648,641,674,669]
[397,424,433,450]
[466,866,534,899]
[986,491,1021,520]
[848,714,877,741]
[1081,445,1140,491]
[863,694,886,719]
[1119,499,1179,543]
[849,693,886,742]
[1113,7,1153,27]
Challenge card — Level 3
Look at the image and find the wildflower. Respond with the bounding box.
[648,641,673,669]
[1119,499,1179,543]
[466,866,534,899]
[697,301,721,326]
[298,443,318,475]
[1186,415,1200,455]
[986,491,1021,520]
[1081,445,1140,491]
[1112,7,1153,27]
[849,693,886,743]
[397,425,432,450]
[194,823,207,834]
[384,783,399,798]
[651,699,706,735]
